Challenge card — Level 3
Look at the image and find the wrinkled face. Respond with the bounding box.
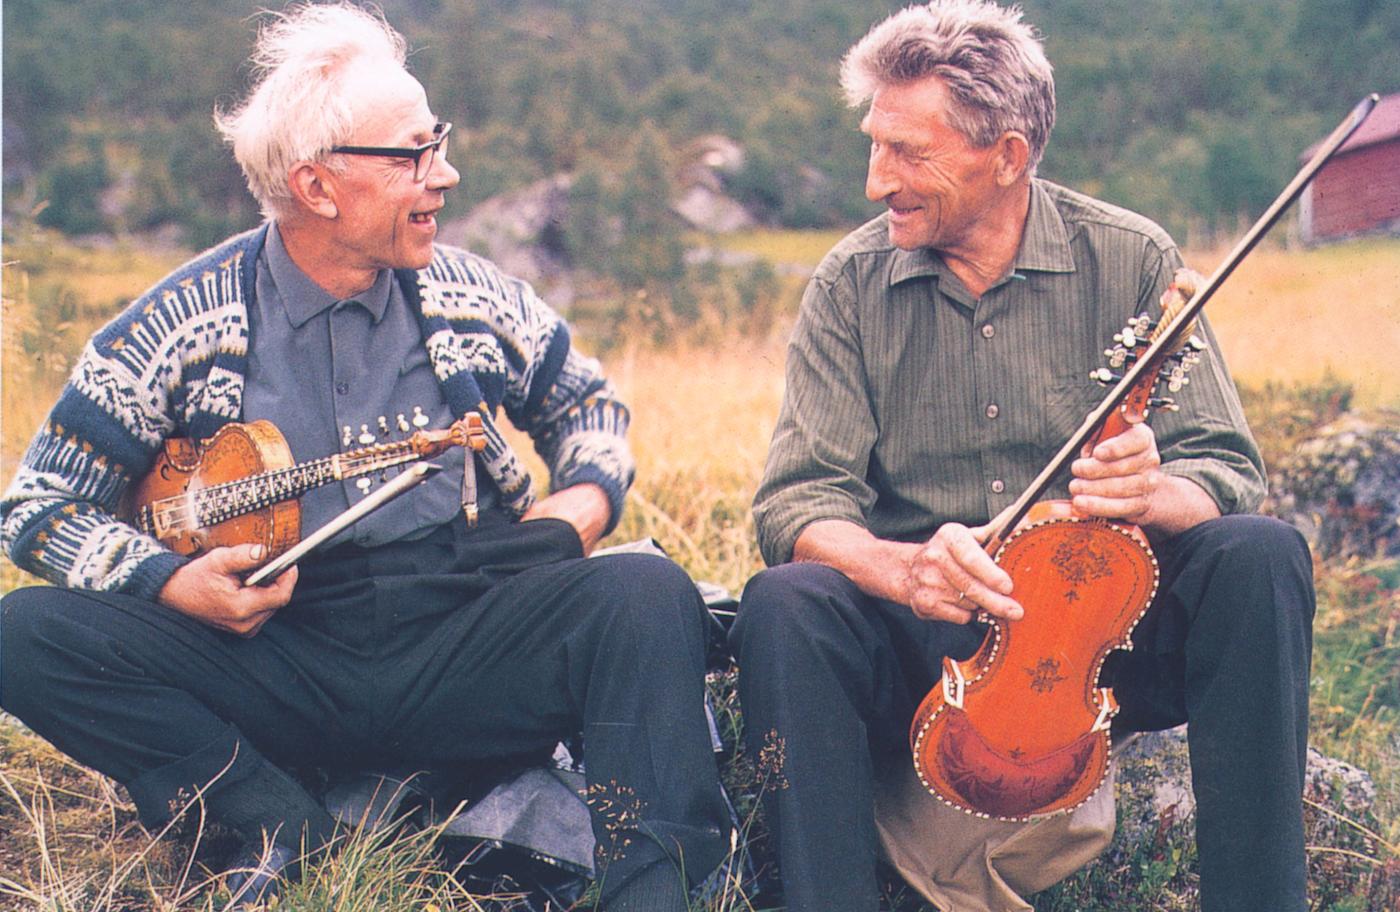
[324,62,459,271]
[861,75,1003,252]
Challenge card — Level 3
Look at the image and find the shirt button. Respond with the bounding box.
[985,403,1000,419]
[981,324,995,339]
[990,479,1006,494]
[335,381,349,395]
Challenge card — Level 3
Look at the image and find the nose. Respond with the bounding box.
[865,143,898,202]
[428,151,460,191]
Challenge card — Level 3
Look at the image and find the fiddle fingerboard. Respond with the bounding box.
[138,444,428,538]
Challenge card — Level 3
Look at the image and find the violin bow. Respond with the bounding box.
[987,93,1381,552]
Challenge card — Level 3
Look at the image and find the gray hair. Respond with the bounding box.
[214,2,409,218]
[840,0,1055,174]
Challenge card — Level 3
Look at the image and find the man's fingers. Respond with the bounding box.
[1169,267,1202,301]
[963,583,1023,621]
[909,588,977,624]
[1068,493,1148,521]
[1084,423,1156,465]
[912,524,1021,621]
[944,534,1013,595]
[244,565,297,606]
[1071,471,1157,500]
[910,580,1022,623]
[233,606,281,638]
[204,543,269,573]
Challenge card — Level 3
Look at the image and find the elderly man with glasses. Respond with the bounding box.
[0,3,729,909]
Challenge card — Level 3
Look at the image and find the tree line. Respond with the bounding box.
[4,0,1397,253]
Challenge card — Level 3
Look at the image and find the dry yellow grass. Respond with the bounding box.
[501,332,789,592]
[5,232,1399,594]
[1201,238,1400,408]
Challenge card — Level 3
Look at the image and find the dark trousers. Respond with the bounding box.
[0,516,730,903]
[731,515,1315,912]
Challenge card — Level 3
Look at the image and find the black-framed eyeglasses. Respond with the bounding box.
[330,121,452,182]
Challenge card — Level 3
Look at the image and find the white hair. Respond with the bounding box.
[840,0,1056,174]
[214,2,409,218]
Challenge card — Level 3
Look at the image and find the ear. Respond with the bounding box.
[287,161,339,220]
[993,131,1032,186]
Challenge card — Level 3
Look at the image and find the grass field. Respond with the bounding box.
[2,227,1398,909]
[1203,237,1400,409]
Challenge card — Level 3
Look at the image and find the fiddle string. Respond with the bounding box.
[142,439,430,534]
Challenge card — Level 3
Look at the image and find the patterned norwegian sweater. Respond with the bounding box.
[2,225,634,600]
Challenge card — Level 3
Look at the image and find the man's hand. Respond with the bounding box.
[1069,418,1220,536]
[521,483,612,555]
[158,544,297,637]
[1068,421,1164,526]
[905,521,1022,624]
[1067,266,1220,534]
[792,518,1023,625]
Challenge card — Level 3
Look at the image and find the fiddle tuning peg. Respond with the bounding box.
[1104,346,1139,369]
[412,406,429,428]
[1159,364,1192,393]
[378,416,390,436]
[356,477,373,494]
[1128,313,1156,336]
[342,425,352,447]
[1148,397,1179,411]
[1090,367,1120,385]
[1188,334,1207,351]
[358,424,375,445]
[396,413,410,433]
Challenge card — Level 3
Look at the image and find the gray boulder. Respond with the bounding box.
[1266,413,1400,560]
[1114,727,1376,846]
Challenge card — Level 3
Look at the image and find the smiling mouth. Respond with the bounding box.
[409,209,439,225]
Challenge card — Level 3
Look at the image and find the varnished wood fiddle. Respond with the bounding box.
[907,95,1378,820]
[909,287,1199,820]
[126,414,486,560]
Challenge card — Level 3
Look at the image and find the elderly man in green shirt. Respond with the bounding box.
[731,2,1315,911]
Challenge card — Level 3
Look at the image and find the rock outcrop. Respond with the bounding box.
[1267,413,1400,560]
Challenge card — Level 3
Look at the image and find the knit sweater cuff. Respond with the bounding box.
[553,464,630,536]
[124,549,190,602]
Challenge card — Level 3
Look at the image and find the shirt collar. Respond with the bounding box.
[265,222,394,327]
[1012,179,1076,274]
[887,179,1077,289]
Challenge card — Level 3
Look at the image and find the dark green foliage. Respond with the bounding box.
[7,0,1398,246]
[34,136,112,236]
[564,124,686,293]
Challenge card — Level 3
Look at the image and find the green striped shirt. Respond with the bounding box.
[754,179,1265,567]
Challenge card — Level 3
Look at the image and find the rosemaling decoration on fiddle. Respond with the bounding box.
[908,94,1380,822]
[125,411,487,561]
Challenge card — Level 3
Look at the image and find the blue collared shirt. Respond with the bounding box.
[243,223,492,547]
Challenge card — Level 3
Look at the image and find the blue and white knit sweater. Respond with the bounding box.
[2,224,634,600]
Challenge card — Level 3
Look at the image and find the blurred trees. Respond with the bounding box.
[4,0,1398,249]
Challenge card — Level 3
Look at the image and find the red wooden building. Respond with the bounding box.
[1298,91,1400,244]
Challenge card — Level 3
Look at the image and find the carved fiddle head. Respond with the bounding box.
[403,412,487,460]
